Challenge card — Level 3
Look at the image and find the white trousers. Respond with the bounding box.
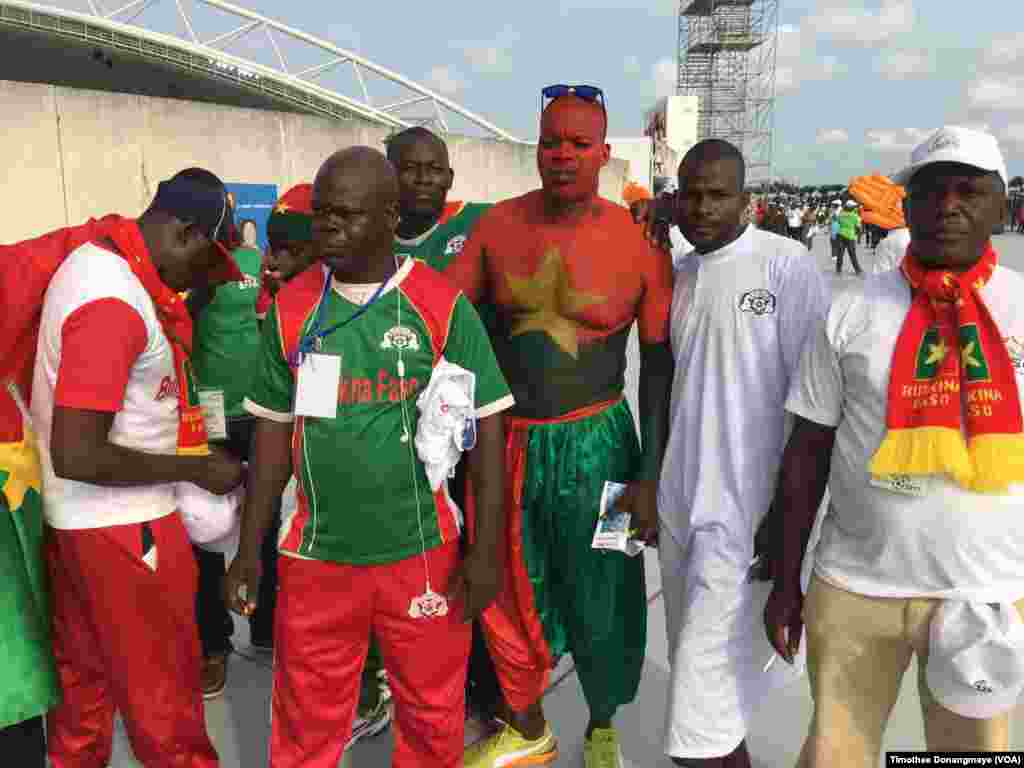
[659,525,808,759]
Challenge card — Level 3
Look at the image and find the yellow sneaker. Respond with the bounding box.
[464,722,558,767]
[584,727,623,768]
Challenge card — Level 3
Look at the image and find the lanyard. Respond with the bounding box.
[288,267,392,367]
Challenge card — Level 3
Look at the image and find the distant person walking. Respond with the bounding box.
[787,204,803,241]
[836,201,863,275]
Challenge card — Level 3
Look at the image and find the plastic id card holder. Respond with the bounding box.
[294,353,341,419]
[198,389,227,440]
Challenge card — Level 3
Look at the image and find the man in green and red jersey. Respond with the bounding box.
[387,125,505,725]
[225,147,513,767]
[259,182,394,748]
[449,87,674,768]
[389,127,491,273]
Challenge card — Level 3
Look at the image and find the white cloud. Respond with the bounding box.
[653,57,676,100]
[806,0,914,46]
[865,127,932,153]
[774,24,848,95]
[456,29,520,75]
[990,33,1024,67]
[817,128,849,145]
[874,48,933,79]
[1003,124,1024,146]
[968,77,1024,113]
[462,45,512,74]
[557,0,676,14]
[425,66,465,96]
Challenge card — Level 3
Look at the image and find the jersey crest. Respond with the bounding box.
[381,325,421,352]
[737,289,777,317]
[444,235,468,257]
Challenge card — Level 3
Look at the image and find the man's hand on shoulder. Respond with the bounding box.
[631,194,675,253]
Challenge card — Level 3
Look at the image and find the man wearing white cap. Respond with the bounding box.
[765,125,1024,764]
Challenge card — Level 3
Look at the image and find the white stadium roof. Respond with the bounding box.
[0,0,524,142]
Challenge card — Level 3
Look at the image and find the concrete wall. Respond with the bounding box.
[1,80,630,244]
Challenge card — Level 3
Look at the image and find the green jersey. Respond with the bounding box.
[192,246,262,419]
[395,202,497,334]
[246,259,513,565]
[394,202,491,273]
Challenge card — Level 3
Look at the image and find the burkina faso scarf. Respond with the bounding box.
[99,217,210,455]
[869,243,1024,492]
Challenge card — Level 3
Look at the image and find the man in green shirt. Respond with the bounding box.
[836,200,863,275]
[187,232,266,699]
[389,127,491,274]
[226,147,513,766]
[387,126,504,725]
[259,182,394,748]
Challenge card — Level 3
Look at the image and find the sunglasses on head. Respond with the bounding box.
[541,84,607,113]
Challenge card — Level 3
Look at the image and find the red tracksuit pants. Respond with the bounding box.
[46,514,218,768]
[270,541,471,767]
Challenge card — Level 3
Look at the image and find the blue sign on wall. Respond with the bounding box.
[225,183,278,252]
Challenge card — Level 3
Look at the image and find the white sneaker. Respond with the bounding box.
[346,674,393,750]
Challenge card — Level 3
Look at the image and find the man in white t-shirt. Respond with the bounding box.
[766,126,1024,764]
[31,169,246,767]
[658,140,829,767]
[872,226,912,274]
[787,204,804,241]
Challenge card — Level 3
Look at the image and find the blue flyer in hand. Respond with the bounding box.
[592,481,645,557]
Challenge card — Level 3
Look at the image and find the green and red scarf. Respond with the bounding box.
[869,243,1024,492]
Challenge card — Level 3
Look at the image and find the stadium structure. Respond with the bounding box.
[0,0,523,142]
[676,0,779,182]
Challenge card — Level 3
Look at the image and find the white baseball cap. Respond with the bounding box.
[894,126,1008,189]
[926,600,1024,720]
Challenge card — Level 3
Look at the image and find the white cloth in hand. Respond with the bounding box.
[176,478,244,553]
[414,358,476,491]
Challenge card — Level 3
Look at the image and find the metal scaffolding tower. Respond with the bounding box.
[677,0,779,182]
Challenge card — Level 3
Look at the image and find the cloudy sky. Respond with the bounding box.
[52,0,1024,185]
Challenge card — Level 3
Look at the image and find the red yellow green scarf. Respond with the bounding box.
[100,217,210,456]
[869,243,1024,492]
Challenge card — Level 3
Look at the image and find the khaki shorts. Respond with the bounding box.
[799,574,1023,767]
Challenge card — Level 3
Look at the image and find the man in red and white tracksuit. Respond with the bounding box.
[29,169,246,768]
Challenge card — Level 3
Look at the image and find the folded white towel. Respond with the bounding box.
[414,358,476,491]
[176,478,244,553]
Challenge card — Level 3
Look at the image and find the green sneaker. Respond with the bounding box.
[464,722,558,767]
[584,727,623,768]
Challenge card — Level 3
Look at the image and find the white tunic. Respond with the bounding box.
[872,227,911,274]
[657,225,830,758]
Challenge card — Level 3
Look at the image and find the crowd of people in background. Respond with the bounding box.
[2,81,1024,768]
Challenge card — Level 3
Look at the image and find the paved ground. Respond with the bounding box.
[107,232,1024,767]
